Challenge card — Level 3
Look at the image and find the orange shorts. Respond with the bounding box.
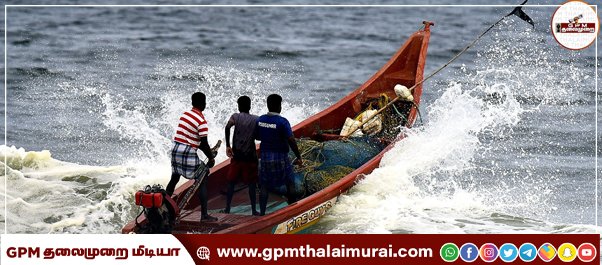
[227,160,258,184]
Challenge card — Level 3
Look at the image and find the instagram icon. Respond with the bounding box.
[479,243,499,262]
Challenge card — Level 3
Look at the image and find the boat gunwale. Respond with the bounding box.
[214,23,433,234]
[121,22,433,234]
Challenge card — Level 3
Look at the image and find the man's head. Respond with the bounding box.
[237,96,251,113]
[267,94,282,113]
[192,92,206,110]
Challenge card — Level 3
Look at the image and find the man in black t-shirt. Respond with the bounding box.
[224,96,259,215]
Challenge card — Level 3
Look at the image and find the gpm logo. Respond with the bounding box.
[6,247,41,258]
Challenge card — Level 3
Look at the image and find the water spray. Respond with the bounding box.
[342,0,534,138]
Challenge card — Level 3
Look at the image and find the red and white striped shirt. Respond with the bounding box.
[174,108,208,148]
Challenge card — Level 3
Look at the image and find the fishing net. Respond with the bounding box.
[319,139,382,169]
[271,94,411,198]
[361,94,414,141]
[304,165,355,194]
[288,137,384,197]
[337,93,413,141]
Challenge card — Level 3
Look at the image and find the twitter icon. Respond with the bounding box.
[499,243,518,262]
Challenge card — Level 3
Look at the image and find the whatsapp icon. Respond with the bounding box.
[440,243,459,262]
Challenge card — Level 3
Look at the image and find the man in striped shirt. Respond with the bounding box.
[166,92,218,222]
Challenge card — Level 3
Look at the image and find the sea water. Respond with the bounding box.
[2,2,600,234]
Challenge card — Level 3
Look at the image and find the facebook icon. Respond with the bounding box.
[460,243,479,262]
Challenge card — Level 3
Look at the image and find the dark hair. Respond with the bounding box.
[192,92,206,110]
[237,96,251,113]
[267,94,282,113]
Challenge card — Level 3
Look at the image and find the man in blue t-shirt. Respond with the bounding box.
[256,94,303,216]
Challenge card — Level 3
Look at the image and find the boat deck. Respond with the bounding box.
[175,210,258,233]
[173,189,289,234]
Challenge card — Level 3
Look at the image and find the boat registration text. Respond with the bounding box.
[273,197,338,234]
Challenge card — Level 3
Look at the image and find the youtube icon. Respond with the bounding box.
[577,243,597,262]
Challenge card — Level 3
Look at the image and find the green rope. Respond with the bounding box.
[392,103,408,123]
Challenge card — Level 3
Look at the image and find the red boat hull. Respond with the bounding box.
[122,21,433,234]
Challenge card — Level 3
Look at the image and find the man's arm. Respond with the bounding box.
[288,136,302,166]
[199,137,215,168]
[254,120,260,141]
[283,118,302,166]
[225,116,235,158]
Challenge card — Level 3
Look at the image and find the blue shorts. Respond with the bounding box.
[259,151,293,188]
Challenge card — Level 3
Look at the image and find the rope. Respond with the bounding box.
[134,208,144,228]
[342,3,531,138]
[392,102,403,117]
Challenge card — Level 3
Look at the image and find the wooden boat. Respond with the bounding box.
[122,21,433,234]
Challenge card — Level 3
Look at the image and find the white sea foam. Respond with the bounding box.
[1,63,320,233]
[319,81,521,233]
[320,77,599,233]
[2,22,598,234]
[317,25,599,234]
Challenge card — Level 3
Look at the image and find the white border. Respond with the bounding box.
[3,4,6,235]
[594,5,598,228]
[4,5,565,7]
[2,4,599,234]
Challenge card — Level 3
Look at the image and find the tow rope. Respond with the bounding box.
[342,0,534,138]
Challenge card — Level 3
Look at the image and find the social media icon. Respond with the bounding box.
[557,243,577,262]
[519,243,538,262]
[440,243,459,262]
[479,243,498,262]
[499,243,518,262]
[577,243,597,262]
[460,243,479,262]
[538,243,557,262]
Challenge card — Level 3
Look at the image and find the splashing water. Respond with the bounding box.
[316,81,526,233]
[2,11,598,235]
[315,20,599,234]
[1,146,130,233]
[1,61,320,233]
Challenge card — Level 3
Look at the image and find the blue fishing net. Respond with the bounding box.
[318,137,384,169]
[284,137,385,197]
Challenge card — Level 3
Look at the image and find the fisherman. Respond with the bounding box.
[166,92,218,222]
[256,94,303,216]
[224,96,259,216]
